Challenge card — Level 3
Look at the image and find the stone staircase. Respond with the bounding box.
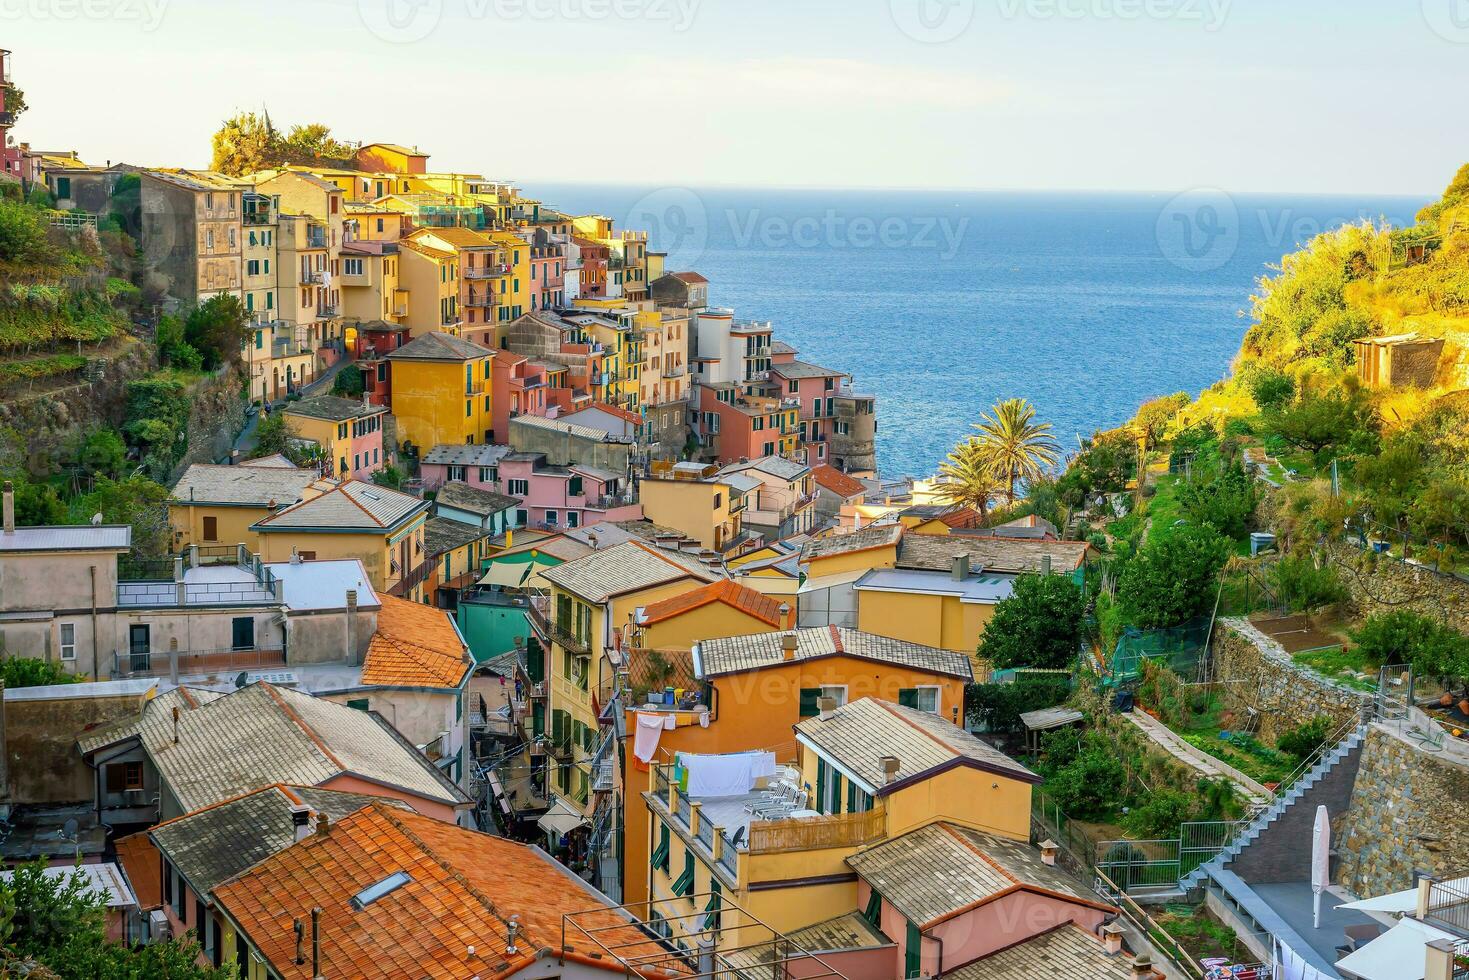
[1180,724,1368,891]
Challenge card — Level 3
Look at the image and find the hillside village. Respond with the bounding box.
[5,41,1469,980]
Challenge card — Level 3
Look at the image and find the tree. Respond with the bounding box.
[332,363,365,399]
[0,197,58,275]
[76,476,173,558]
[280,123,353,165]
[1351,611,1469,682]
[155,314,203,371]
[68,427,127,482]
[183,295,249,369]
[0,657,79,689]
[1134,391,1190,451]
[373,464,406,490]
[1038,730,1126,820]
[977,573,1085,670]
[1118,524,1230,629]
[3,83,28,122]
[935,437,1002,520]
[0,475,66,525]
[1262,388,1377,456]
[1176,459,1257,539]
[210,111,278,177]
[0,860,231,978]
[970,397,1060,505]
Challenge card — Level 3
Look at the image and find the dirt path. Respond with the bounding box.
[1124,709,1271,804]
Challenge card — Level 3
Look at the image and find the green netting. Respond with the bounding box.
[1105,616,1213,686]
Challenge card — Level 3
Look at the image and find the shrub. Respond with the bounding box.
[332,362,365,398]
[1121,789,1195,838]
[1039,731,1127,820]
[0,656,80,689]
[182,294,248,369]
[1271,550,1347,612]
[1248,368,1296,411]
[1177,460,1257,539]
[976,572,1086,670]
[1351,610,1469,682]
[1277,716,1332,760]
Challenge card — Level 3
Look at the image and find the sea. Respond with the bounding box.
[533,183,1427,478]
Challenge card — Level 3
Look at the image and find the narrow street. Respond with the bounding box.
[232,355,352,459]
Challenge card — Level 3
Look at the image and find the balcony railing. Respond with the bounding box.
[465,379,487,396]
[301,269,325,285]
[316,304,340,318]
[112,647,286,680]
[306,231,328,249]
[388,558,435,598]
[548,621,591,657]
[746,805,885,854]
[465,293,495,308]
[243,210,273,226]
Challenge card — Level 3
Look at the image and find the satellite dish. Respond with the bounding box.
[90,513,103,525]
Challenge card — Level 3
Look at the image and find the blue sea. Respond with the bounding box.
[535,183,1426,477]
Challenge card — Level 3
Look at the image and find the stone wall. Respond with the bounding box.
[1337,725,1469,897]
[178,364,247,472]
[1326,542,1469,636]
[1212,620,1370,741]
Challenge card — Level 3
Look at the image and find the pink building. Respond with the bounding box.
[497,452,641,529]
[767,357,847,466]
[282,396,387,481]
[419,443,511,492]
[491,352,553,445]
[528,242,564,311]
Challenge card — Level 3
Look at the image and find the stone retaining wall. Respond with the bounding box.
[1326,542,1469,635]
[1337,725,1469,897]
[1212,619,1369,742]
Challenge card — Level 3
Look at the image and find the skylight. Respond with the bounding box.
[350,871,411,910]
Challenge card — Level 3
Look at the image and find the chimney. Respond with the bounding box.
[950,553,969,581]
[778,603,792,629]
[345,590,359,665]
[817,696,836,720]
[311,906,322,980]
[2,481,13,534]
[294,917,305,965]
[1129,953,1154,978]
[780,632,798,661]
[1040,554,1052,576]
[879,756,901,785]
[315,812,331,837]
[290,546,302,565]
[506,915,521,955]
[1039,838,1059,866]
[289,805,313,842]
[172,705,180,744]
[1101,922,1125,955]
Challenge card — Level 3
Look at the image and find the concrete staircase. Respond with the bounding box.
[1180,724,1367,891]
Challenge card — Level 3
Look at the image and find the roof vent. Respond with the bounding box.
[950,553,969,581]
[817,696,837,720]
[780,632,799,661]
[289,804,313,842]
[350,871,412,910]
[879,756,901,785]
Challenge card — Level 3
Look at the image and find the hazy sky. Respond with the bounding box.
[4,0,1466,195]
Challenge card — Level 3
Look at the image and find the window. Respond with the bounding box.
[104,761,144,793]
[508,479,529,496]
[798,688,821,718]
[478,466,494,483]
[55,176,71,198]
[820,685,848,708]
[346,698,370,711]
[712,493,721,510]
[545,510,558,526]
[202,515,218,541]
[344,257,363,276]
[448,465,467,482]
[898,687,941,714]
[652,821,670,872]
[59,623,76,661]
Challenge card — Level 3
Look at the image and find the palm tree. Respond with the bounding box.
[937,437,1003,520]
[972,398,1060,505]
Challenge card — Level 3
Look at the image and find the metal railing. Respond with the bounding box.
[388,558,435,598]
[1427,878,1469,934]
[112,647,287,679]
[301,269,325,285]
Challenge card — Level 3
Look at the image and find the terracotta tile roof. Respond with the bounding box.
[811,464,865,499]
[669,271,708,284]
[846,822,1107,929]
[212,803,661,979]
[638,579,785,629]
[938,507,985,529]
[362,594,472,689]
[115,832,163,911]
[587,401,644,425]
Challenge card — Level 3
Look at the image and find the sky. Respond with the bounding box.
[4,0,1467,196]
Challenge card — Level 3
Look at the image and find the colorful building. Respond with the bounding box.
[695,383,801,463]
[639,461,749,553]
[383,331,495,453]
[168,463,324,550]
[495,451,642,530]
[397,238,460,337]
[281,395,388,481]
[715,456,815,541]
[139,169,247,308]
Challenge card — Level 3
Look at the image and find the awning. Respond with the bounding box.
[536,799,589,837]
[1333,917,1453,980]
[478,558,555,590]
[1336,888,1417,914]
[797,568,868,594]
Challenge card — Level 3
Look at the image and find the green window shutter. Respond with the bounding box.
[532,703,545,738]
[832,772,844,814]
[799,688,821,717]
[704,879,722,932]
[673,849,695,896]
[898,689,919,709]
[905,920,922,978]
[846,780,857,814]
[653,823,670,872]
[346,698,369,712]
[863,889,882,926]
[815,758,828,814]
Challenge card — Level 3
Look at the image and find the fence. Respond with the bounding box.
[1107,615,1215,686]
[746,807,885,855]
[1093,868,1208,980]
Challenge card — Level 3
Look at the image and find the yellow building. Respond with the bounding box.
[631,579,789,654]
[281,395,389,481]
[344,201,408,241]
[640,696,1038,949]
[339,241,405,326]
[168,463,325,551]
[407,227,509,343]
[484,230,529,330]
[639,462,747,553]
[397,239,460,337]
[570,299,645,410]
[250,171,348,350]
[531,542,721,825]
[383,331,495,453]
[139,169,246,307]
[251,480,431,599]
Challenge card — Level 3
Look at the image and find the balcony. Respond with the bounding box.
[301,269,325,285]
[306,230,329,249]
[465,292,495,308]
[0,111,14,127]
[316,303,340,318]
[243,209,274,226]
[465,378,487,396]
[387,558,435,598]
[112,647,286,681]
[549,621,591,658]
